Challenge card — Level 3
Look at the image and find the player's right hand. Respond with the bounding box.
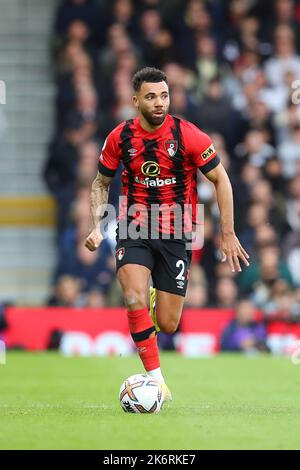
[85,228,103,252]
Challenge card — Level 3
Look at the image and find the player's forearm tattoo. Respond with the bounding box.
[89,173,112,230]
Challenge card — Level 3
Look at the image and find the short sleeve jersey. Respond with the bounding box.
[98,114,220,235]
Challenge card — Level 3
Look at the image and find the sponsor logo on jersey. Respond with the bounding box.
[141,161,160,177]
[164,140,178,157]
[116,247,125,261]
[128,148,137,155]
[134,176,177,187]
[201,143,216,160]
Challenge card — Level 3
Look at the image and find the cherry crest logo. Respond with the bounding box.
[164,140,178,157]
[116,247,125,261]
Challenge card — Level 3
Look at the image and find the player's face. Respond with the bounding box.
[133,81,170,127]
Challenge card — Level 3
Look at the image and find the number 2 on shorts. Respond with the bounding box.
[176,259,185,281]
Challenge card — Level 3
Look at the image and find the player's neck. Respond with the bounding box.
[138,114,167,133]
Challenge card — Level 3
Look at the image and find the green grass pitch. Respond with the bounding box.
[0,352,300,450]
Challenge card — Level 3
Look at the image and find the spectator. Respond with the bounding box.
[238,202,269,250]
[77,140,99,186]
[234,129,275,169]
[286,174,300,232]
[263,278,300,321]
[239,245,294,302]
[194,35,220,99]
[185,265,208,308]
[221,299,269,353]
[278,125,300,178]
[85,288,107,307]
[197,76,238,147]
[282,231,300,286]
[169,85,201,125]
[264,25,300,88]
[138,9,175,67]
[48,275,83,306]
[215,277,238,308]
[53,0,104,45]
[109,0,136,39]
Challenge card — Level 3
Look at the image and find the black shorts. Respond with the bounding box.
[115,238,192,296]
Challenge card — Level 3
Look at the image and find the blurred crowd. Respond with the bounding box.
[44,0,300,336]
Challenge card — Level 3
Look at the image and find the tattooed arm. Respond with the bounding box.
[85,172,112,252]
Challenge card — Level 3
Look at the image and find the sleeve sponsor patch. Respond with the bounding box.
[201,143,216,160]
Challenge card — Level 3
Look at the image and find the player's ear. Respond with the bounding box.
[132,95,139,109]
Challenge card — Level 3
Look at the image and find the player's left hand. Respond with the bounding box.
[220,232,250,272]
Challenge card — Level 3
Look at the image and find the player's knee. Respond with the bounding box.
[159,318,178,335]
[124,288,147,311]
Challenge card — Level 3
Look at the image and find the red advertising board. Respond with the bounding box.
[3,307,130,351]
[177,308,234,356]
[2,307,300,356]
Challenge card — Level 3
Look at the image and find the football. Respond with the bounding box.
[119,374,163,414]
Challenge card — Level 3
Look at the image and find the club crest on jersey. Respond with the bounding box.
[164,140,178,157]
[116,247,125,261]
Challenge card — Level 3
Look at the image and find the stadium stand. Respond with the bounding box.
[0,0,58,303]
[45,0,300,324]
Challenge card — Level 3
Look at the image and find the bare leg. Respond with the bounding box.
[155,290,185,334]
[117,264,151,311]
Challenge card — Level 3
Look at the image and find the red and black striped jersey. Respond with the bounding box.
[98,114,220,236]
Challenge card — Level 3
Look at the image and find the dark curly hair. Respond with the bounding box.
[132,67,168,92]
